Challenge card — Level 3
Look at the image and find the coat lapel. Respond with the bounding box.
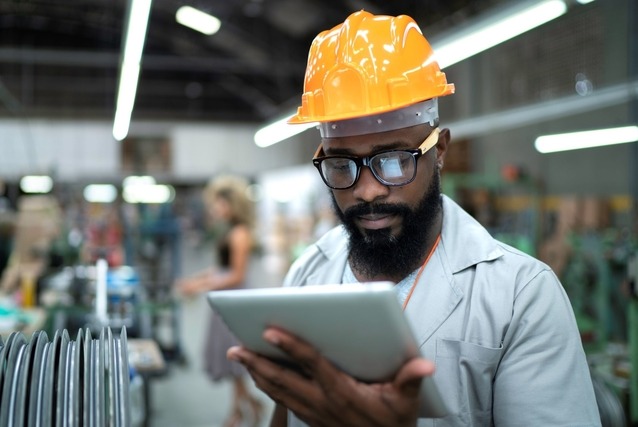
[403,196,502,347]
[404,247,462,347]
[306,227,349,285]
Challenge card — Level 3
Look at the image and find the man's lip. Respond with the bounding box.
[357,213,396,230]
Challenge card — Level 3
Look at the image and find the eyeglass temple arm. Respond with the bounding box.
[312,144,324,159]
[418,127,440,154]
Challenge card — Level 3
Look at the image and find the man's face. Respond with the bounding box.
[323,124,448,280]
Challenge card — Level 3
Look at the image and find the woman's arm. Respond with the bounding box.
[177,224,252,295]
[174,267,215,295]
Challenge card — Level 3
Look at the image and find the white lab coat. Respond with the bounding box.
[284,195,601,426]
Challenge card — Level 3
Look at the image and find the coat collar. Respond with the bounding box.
[307,226,349,285]
[439,195,503,273]
[312,195,503,273]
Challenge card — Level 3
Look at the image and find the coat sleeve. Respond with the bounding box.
[492,269,601,426]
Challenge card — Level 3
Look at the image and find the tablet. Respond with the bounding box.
[206,281,448,418]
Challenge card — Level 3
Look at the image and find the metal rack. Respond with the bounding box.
[0,327,131,426]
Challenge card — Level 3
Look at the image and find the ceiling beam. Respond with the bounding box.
[0,47,303,75]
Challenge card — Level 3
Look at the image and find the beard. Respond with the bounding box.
[331,171,443,281]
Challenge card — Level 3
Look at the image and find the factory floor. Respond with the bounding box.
[143,235,277,427]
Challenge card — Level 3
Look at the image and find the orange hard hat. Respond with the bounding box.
[289,10,454,133]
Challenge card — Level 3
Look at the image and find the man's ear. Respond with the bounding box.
[435,128,451,169]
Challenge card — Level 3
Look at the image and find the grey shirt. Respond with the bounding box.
[283,195,601,426]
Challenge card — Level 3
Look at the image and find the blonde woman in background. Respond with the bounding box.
[177,175,263,427]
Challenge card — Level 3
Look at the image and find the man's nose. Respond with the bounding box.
[351,166,390,203]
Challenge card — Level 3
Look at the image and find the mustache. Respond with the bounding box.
[342,202,411,221]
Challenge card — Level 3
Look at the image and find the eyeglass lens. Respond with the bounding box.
[321,151,416,189]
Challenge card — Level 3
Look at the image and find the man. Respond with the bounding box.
[228,10,601,426]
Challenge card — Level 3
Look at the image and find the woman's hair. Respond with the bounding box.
[203,175,255,229]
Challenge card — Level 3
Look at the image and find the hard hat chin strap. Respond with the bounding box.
[318,98,439,138]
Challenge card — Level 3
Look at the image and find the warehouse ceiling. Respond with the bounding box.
[0,0,498,124]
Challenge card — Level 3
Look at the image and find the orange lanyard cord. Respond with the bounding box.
[402,234,441,310]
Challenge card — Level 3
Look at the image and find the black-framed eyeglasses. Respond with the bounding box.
[312,128,440,190]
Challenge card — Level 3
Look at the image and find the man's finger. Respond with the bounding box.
[394,358,435,397]
[227,344,324,410]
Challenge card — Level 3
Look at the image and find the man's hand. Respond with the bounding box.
[227,327,435,427]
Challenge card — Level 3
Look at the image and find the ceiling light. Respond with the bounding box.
[254,115,317,148]
[20,175,53,194]
[431,0,567,69]
[123,184,175,204]
[83,184,118,203]
[113,0,153,141]
[123,175,156,188]
[176,6,221,35]
[534,126,638,153]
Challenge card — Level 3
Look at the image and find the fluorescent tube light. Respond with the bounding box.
[123,175,156,188]
[113,62,140,141]
[20,175,53,194]
[254,115,317,148]
[431,0,567,69]
[83,184,118,203]
[535,126,638,153]
[113,0,153,141]
[123,184,175,204]
[176,6,221,35]
[122,176,175,203]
